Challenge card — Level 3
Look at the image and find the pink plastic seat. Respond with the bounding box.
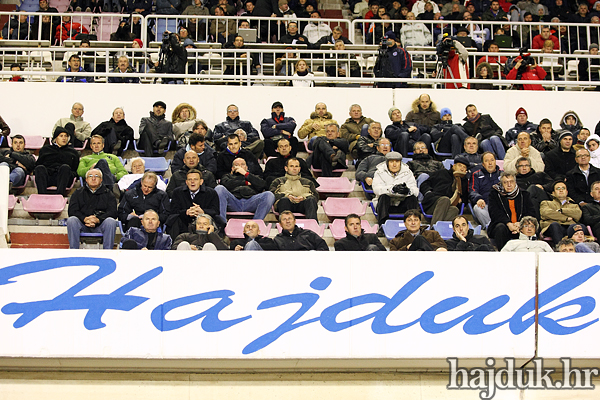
[271,205,305,218]
[311,160,348,177]
[10,135,46,150]
[496,160,504,170]
[11,174,29,193]
[316,177,356,197]
[8,195,17,212]
[329,218,378,240]
[226,211,255,218]
[74,139,88,151]
[276,219,326,236]
[32,176,76,195]
[21,194,67,218]
[224,219,272,239]
[322,197,367,219]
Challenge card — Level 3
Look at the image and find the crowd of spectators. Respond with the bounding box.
[3,93,600,253]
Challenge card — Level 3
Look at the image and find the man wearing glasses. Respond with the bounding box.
[66,168,118,249]
[211,104,263,158]
[566,148,600,205]
[514,156,553,218]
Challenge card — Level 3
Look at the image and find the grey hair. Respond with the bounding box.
[519,216,538,230]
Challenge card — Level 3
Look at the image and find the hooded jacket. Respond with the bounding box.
[35,140,79,176]
[171,103,199,140]
[585,134,600,168]
[405,98,441,128]
[298,111,338,140]
[560,110,583,136]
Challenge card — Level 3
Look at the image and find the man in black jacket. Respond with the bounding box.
[167,169,222,239]
[274,211,328,250]
[67,168,118,249]
[138,101,174,156]
[308,123,349,177]
[446,215,494,251]
[34,124,80,194]
[566,148,600,205]
[263,138,315,185]
[211,104,263,156]
[384,107,424,158]
[230,220,278,250]
[544,130,577,180]
[216,134,262,179]
[581,180,600,239]
[356,122,383,166]
[156,31,187,84]
[118,172,170,231]
[215,158,275,222]
[260,101,298,158]
[167,150,217,196]
[334,214,385,251]
[0,134,35,187]
[171,130,217,175]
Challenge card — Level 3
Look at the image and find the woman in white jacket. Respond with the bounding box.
[291,59,315,87]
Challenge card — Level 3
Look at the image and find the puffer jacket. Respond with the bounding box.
[298,112,338,140]
[171,103,199,140]
[372,162,418,204]
[405,98,440,128]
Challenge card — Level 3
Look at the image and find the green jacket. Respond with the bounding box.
[77,152,128,181]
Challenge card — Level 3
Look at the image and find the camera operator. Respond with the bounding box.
[373,31,412,88]
[155,30,188,84]
[506,49,546,90]
[435,33,469,89]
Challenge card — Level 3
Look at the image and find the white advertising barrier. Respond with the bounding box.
[0,250,539,369]
[537,253,600,364]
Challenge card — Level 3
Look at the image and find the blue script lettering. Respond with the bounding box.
[0,257,161,330]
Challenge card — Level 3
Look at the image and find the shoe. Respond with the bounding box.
[331,150,344,167]
[376,227,385,237]
[113,140,121,153]
[157,138,169,154]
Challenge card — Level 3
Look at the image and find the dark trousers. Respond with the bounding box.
[396,132,431,158]
[435,127,469,157]
[34,164,73,194]
[94,159,116,188]
[545,222,569,245]
[276,197,318,220]
[490,223,519,251]
[376,194,418,224]
[138,128,171,157]
[527,185,550,219]
[311,137,346,177]
[408,234,434,251]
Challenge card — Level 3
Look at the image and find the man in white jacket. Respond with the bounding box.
[372,151,419,224]
[503,132,545,174]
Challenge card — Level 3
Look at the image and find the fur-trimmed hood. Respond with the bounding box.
[560,110,582,129]
[309,111,334,120]
[410,97,438,114]
[172,103,198,123]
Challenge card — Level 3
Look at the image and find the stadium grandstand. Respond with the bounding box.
[0,0,599,397]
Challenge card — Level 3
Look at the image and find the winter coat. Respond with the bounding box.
[504,121,538,146]
[0,148,35,173]
[340,116,374,147]
[390,226,447,251]
[566,164,600,204]
[68,184,118,225]
[462,114,503,142]
[503,145,545,174]
[407,154,444,178]
[77,152,128,181]
[356,153,386,183]
[35,142,79,176]
[501,233,554,252]
[544,147,576,180]
[298,112,338,140]
[405,98,440,128]
[53,115,91,144]
[230,234,278,250]
[539,195,582,233]
[263,153,315,185]
[334,231,386,251]
[211,116,260,150]
[506,65,547,90]
[137,112,174,142]
[172,231,229,250]
[384,121,422,144]
[516,169,553,191]
[274,226,329,250]
[420,168,468,212]
[118,182,170,224]
[91,118,135,147]
[220,171,267,199]
[216,147,262,179]
[260,112,297,140]
[171,103,200,140]
[560,110,583,137]
[400,22,433,47]
[468,166,501,205]
[171,145,217,175]
[120,227,172,250]
[488,188,536,234]
[167,184,221,230]
[372,162,419,205]
[446,229,494,251]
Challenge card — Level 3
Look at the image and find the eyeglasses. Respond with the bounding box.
[227,109,239,113]
[577,154,590,158]
[517,164,530,168]
[87,174,101,179]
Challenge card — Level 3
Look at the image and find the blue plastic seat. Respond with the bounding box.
[419,202,464,219]
[381,220,406,240]
[442,159,454,170]
[369,201,404,219]
[432,220,481,240]
[140,157,170,174]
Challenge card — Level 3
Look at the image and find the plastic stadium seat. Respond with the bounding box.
[276,219,326,236]
[155,18,178,37]
[32,175,76,195]
[226,211,255,218]
[431,143,452,158]
[316,177,356,197]
[496,160,504,170]
[224,219,272,239]
[432,220,481,240]
[140,157,170,174]
[74,139,88,151]
[311,161,348,177]
[80,220,124,243]
[118,156,126,166]
[21,194,67,218]
[9,135,46,150]
[360,181,374,200]
[271,205,305,218]
[303,141,313,154]
[8,194,17,212]
[442,159,454,170]
[419,202,464,219]
[11,174,29,194]
[381,219,406,240]
[329,218,377,240]
[322,197,367,219]
[134,139,172,154]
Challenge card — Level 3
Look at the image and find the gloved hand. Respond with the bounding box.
[392,183,410,195]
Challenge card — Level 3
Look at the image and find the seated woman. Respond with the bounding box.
[91,107,134,155]
[471,62,496,90]
[172,214,228,251]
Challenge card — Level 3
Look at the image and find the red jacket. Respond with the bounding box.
[532,34,560,49]
[56,22,89,41]
[506,65,547,90]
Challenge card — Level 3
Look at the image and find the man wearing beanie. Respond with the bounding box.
[544,129,577,180]
[261,101,298,158]
[372,151,419,224]
[137,101,174,156]
[505,107,538,147]
[430,107,469,157]
[34,124,80,194]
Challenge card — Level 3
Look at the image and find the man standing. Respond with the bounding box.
[35,125,80,195]
[503,132,545,174]
[77,135,128,189]
[334,213,386,251]
[67,168,118,249]
[372,151,419,225]
[340,104,374,158]
[544,130,577,180]
[260,101,298,158]
[137,101,174,156]
[566,148,600,205]
[308,123,349,177]
[211,104,263,158]
[390,209,447,251]
[167,169,221,239]
[263,138,315,185]
[373,31,412,88]
[298,102,337,145]
[356,138,392,187]
[118,171,170,231]
[274,210,329,250]
[505,107,538,147]
[52,102,91,148]
[270,157,319,220]
[0,134,35,187]
[216,133,262,179]
[356,122,383,166]
[215,158,275,222]
[120,209,172,250]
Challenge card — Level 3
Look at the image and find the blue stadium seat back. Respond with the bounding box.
[442,159,454,170]
[382,220,406,240]
[155,19,178,37]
